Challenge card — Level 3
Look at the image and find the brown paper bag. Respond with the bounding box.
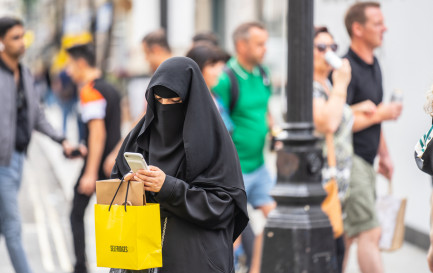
[96,179,146,206]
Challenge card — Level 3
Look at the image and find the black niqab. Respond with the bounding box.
[149,85,185,177]
[112,57,248,240]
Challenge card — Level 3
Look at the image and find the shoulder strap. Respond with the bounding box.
[258,65,271,86]
[223,66,239,114]
[325,134,336,169]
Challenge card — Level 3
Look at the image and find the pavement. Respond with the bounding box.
[0,102,430,273]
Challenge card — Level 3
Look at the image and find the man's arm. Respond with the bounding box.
[352,102,402,133]
[377,130,393,180]
[211,72,231,110]
[79,119,106,196]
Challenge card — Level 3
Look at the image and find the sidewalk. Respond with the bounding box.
[35,104,106,273]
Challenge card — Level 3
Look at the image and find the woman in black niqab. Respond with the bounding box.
[110,57,248,273]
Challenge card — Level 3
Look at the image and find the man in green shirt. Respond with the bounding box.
[212,22,275,273]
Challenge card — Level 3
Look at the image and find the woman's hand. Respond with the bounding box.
[332,58,352,90]
[123,171,135,182]
[134,166,166,193]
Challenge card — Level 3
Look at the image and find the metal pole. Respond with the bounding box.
[160,0,168,33]
[260,0,337,272]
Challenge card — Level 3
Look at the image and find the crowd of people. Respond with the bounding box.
[6,1,433,273]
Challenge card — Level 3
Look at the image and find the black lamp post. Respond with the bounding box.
[160,0,168,33]
[260,0,337,272]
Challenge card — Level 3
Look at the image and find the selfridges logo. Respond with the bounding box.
[110,245,128,252]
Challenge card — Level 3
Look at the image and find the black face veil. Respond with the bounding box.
[113,57,248,240]
[148,85,186,177]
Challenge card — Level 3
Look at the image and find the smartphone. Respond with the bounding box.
[124,152,149,172]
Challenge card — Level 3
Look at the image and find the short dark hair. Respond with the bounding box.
[66,43,96,67]
[232,22,266,46]
[142,29,171,52]
[314,26,333,38]
[192,32,219,46]
[345,1,381,38]
[186,42,227,71]
[0,17,23,38]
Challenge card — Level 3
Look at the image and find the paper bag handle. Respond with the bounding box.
[387,180,393,195]
[108,174,131,212]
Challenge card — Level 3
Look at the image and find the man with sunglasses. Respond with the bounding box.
[0,17,73,273]
[342,2,402,273]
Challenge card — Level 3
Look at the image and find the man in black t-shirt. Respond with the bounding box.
[66,44,121,273]
[342,2,402,273]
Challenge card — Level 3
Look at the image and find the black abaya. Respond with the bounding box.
[111,57,248,273]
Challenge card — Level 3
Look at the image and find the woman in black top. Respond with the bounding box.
[110,57,248,273]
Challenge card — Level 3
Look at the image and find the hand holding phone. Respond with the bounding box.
[124,152,149,173]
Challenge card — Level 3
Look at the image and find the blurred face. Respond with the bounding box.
[0,25,25,59]
[66,57,85,84]
[202,61,225,89]
[142,42,160,72]
[313,32,336,74]
[239,27,268,65]
[358,7,387,48]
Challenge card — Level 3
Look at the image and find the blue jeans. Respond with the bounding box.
[0,151,32,273]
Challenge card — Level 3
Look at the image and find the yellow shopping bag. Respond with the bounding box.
[94,203,162,270]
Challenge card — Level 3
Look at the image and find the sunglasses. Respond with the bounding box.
[315,43,338,52]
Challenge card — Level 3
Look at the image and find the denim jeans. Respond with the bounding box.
[0,151,33,273]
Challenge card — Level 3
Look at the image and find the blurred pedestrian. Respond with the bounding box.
[110,57,249,273]
[142,29,172,73]
[342,2,402,273]
[313,26,379,273]
[0,16,72,273]
[313,26,352,273]
[66,43,121,273]
[192,31,219,46]
[212,22,275,273]
[414,86,433,272]
[51,70,79,135]
[186,42,233,133]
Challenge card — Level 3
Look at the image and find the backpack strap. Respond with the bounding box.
[223,65,270,114]
[258,65,271,86]
[223,66,239,114]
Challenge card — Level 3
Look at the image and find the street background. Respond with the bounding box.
[0,0,432,272]
[0,98,428,273]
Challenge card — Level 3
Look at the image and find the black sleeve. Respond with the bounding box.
[416,143,433,176]
[111,160,122,179]
[346,78,356,105]
[154,175,235,230]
